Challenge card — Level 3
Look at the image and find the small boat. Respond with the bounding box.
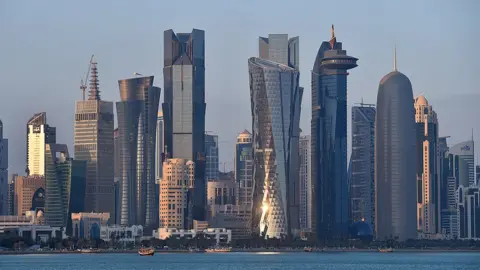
[378,247,393,253]
[205,247,232,253]
[79,248,100,253]
[304,247,313,252]
[138,247,155,256]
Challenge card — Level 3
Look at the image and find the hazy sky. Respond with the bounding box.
[0,0,479,174]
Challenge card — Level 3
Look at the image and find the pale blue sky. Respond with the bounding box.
[0,0,479,173]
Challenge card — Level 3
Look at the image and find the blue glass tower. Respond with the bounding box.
[311,25,358,242]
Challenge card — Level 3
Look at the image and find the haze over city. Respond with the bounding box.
[0,0,478,174]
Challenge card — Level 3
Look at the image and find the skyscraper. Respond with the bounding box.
[235,130,253,207]
[74,59,115,217]
[249,57,303,238]
[26,112,56,176]
[163,29,206,222]
[375,49,417,241]
[299,135,312,231]
[414,95,440,234]
[155,111,164,181]
[438,136,451,235]
[456,185,480,239]
[449,140,475,187]
[205,133,219,181]
[0,119,8,215]
[311,25,358,241]
[350,104,376,233]
[476,165,480,186]
[259,34,299,69]
[7,174,18,215]
[116,76,161,229]
[44,144,86,233]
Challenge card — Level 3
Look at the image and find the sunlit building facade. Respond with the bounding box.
[235,130,253,207]
[26,112,56,176]
[0,120,8,215]
[205,133,219,181]
[299,135,312,231]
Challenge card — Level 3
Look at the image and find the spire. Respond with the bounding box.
[394,46,397,71]
[88,56,101,100]
[331,24,335,39]
[329,24,337,49]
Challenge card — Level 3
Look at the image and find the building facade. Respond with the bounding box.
[155,111,164,181]
[456,185,480,239]
[311,25,358,241]
[0,119,8,215]
[375,50,417,241]
[14,175,45,216]
[207,179,236,206]
[205,133,219,182]
[26,112,56,176]
[259,34,299,69]
[299,135,312,231]
[44,144,86,234]
[414,95,440,234]
[159,158,194,229]
[71,212,110,239]
[449,140,475,187]
[7,174,18,215]
[163,29,206,223]
[350,104,376,234]
[116,76,161,229]
[235,130,253,207]
[249,57,303,238]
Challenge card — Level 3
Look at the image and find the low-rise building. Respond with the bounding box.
[100,225,143,243]
[0,211,64,242]
[209,204,251,239]
[154,227,232,244]
[71,212,110,239]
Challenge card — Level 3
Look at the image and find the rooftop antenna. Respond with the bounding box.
[133,72,143,76]
[394,46,397,71]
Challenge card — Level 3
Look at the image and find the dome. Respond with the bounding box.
[415,95,428,106]
[238,130,252,138]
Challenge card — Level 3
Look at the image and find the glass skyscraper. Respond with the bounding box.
[249,57,303,238]
[0,120,8,215]
[116,76,161,230]
[205,133,219,181]
[449,140,475,187]
[235,130,253,207]
[163,29,206,223]
[311,25,358,241]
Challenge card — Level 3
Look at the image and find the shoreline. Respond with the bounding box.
[1,248,479,255]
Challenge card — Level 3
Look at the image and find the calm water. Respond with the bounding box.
[1,252,479,269]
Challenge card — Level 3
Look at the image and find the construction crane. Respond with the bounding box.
[80,55,95,100]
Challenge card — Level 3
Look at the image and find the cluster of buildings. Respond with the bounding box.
[0,25,478,246]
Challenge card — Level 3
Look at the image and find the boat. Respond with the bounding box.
[138,247,155,256]
[205,247,232,253]
[79,248,100,253]
[378,247,394,253]
[304,247,313,252]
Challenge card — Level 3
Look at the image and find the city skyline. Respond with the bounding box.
[1,1,478,175]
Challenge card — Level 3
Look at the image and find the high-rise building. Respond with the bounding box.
[74,59,115,217]
[311,25,358,241]
[158,158,194,229]
[7,174,18,215]
[207,179,236,206]
[205,133,219,181]
[163,29,206,222]
[449,140,475,187]
[414,95,440,234]
[350,104,376,234]
[299,135,312,231]
[235,130,253,207]
[476,165,480,186]
[375,49,417,241]
[113,128,120,225]
[438,136,451,235]
[259,34,299,69]
[155,111,164,181]
[249,56,303,238]
[14,175,45,216]
[116,76,161,229]
[44,144,86,234]
[0,119,8,215]
[26,112,56,176]
[456,185,480,239]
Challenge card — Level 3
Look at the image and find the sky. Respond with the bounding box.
[0,0,479,174]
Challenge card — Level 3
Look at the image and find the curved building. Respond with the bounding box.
[311,25,358,241]
[449,140,474,187]
[249,57,303,238]
[116,76,161,229]
[375,50,417,241]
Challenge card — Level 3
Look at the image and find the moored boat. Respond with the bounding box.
[205,247,232,253]
[79,248,100,253]
[304,247,313,252]
[138,247,155,256]
[378,247,393,253]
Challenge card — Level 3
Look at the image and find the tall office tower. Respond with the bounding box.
[449,140,475,187]
[438,136,451,235]
[74,59,115,217]
[7,174,18,215]
[476,165,480,186]
[26,112,56,176]
[456,185,480,239]
[14,175,45,216]
[414,95,440,234]
[249,57,303,238]
[205,133,219,181]
[158,158,194,229]
[311,25,358,241]
[375,49,417,241]
[0,119,8,215]
[259,34,299,69]
[299,135,312,231]
[155,111,164,181]
[235,130,253,207]
[44,144,86,234]
[113,128,120,225]
[350,104,376,233]
[163,29,206,222]
[117,76,161,229]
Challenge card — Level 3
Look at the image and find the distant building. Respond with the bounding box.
[208,204,251,240]
[375,49,417,241]
[0,119,8,215]
[207,180,236,206]
[259,34,299,69]
[205,133,219,181]
[156,111,164,181]
[100,225,143,243]
[449,140,475,187]
[7,174,18,216]
[44,144,86,235]
[438,136,450,235]
[414,95,440,234]
[71,212,110,239]
[476,165,480,187]
[113,128,120,225]
[299,135,312,231]
[350,104,376,234]
[26,112,56,176]
[14,175,45,217]
[0,211,66,242]
[159,158,194,229]
[155,227,231,244]
[456,185,480,239]
[235,130,253,207]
